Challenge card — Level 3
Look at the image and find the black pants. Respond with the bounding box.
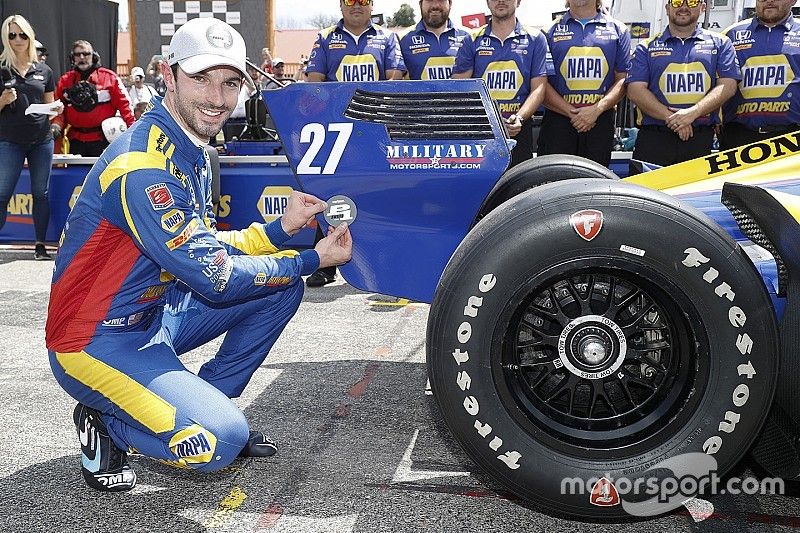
[631,125,715,172]
[719,122,800,150]
[510,118,535,168]
[68,138,109,157]
[537,109,616,168]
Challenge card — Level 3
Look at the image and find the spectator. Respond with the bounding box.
[304,0,405,288]
[133,101,148,120]
[721,0,800,149]
[52,40,135,156]
[0,15,63,260]
[147,57,167,96]
[127,66,157,107]
[538,0,631,167]
[453,0,549,167]
[34,39,47,63]
[399,0,469,80]
[626,0,739,169]
[47,17,351,492]
[294,59,309,82]
[264,58,287,90]
[261,47,273,74]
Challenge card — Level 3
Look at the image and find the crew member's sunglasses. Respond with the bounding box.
[8,32,28,41]
[342,0,372,6]
[73,51,92,58]
[669,0,702,7]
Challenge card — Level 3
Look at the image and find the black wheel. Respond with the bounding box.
[427,178,778,519]
[476,155,618,221]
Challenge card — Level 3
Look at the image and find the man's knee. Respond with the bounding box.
[168,405,249,472]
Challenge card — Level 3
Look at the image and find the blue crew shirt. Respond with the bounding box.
[399,20,469,80]
[306,20,405,81]
[544,10,631,107]
[453,19,549,119]
[626,27,741,126]
[723,15,800,129]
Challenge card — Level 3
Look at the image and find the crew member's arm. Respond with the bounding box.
[543,83,576,117]
[305,32,329,82]
[451,33,475,79]
[626,41,673,123]
[385,32,406,80]
[508,76,547,136]
[51,74,67,135]
[665,36,741,131]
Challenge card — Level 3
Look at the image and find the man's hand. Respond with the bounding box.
[676,124,693,142]
[280,191,326,236]
[50,123,62,138]
[570,104,601,133]
[50,100,64,115]
[665,106,699,132]
[315,222,352,268]
[505,114,523,137]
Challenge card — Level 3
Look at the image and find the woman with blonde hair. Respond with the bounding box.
[0,14,62,259]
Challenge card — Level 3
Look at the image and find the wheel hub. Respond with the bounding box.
[557,315,627,379]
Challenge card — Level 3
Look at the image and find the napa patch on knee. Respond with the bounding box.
[168,424,217,467]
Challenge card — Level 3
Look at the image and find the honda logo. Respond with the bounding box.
[412,35,425,45]
[735,29,751,40]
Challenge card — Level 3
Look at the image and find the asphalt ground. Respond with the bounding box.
[1,246,800,532]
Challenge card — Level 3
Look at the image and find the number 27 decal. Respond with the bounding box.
[296,122,353,175]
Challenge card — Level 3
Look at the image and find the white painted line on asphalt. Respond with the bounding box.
[255,514,359,533]
[392,428,470,483]
[684,497,714,522]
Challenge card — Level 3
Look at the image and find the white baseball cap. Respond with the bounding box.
[131,66,145,79]
[272,57,284,67]
[167,17,253,86]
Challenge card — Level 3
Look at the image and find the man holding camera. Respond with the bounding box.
[52,40,134,157]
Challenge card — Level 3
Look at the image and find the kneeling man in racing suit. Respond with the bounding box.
[45,17,352,491]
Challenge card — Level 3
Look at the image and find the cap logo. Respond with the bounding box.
[206,24,234,49]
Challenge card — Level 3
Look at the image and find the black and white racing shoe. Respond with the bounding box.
[238,430,278,457]
[73,403,137,492]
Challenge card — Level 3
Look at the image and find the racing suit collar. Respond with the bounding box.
[414,18,456,35]
[562,9,607,25]
[336,18,377,41]
[486,18,525,41]
[660,25,706,42]
[147,96,208,162]
[752,12,797,31]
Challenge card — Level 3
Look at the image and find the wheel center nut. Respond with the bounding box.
[578,337,607,365]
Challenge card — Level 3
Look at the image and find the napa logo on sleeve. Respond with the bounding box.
[259,186,293,223]
[739,55,794,99]
[422,56,457,80]
[336,54,379,81]
[560,47,608,91]
[482,60,523,101]
[160,208,185,233]
[658,61,711,105]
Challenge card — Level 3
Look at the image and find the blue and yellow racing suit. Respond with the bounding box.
[46,96,319,471]
[399,19,469,80]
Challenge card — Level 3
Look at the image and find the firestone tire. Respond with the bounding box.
[427,178,778,519]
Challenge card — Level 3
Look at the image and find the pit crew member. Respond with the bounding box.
[46,18,352,492]
[399,0,469,80]
[720,0,800,149]
[452,0,549,167]
[626,0,740,169]
[538,0,631,167]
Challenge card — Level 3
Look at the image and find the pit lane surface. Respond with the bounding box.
[0,247,798,533]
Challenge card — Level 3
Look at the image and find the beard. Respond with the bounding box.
[423,10,448,28]
[757,4,790,24]
[172,84,232,140]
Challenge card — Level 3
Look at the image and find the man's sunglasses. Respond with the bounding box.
[342,0,372,6]
[670,0,702,7]
[73,51,93,58]
[8,32,28,41]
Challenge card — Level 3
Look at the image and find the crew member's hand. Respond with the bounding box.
[506,114,523,137]
[50,100,64,115]
[570,104,601,133]
[280,190,326,236]
[50,123,62,138]
[676,124,693,142]
[315,222,352,268]
[0,88,17,107]
[666,106,699,132]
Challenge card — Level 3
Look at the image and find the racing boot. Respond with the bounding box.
[72,403,137,492]
[238,430,278,457]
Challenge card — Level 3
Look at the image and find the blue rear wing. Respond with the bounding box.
[264,79,510,302]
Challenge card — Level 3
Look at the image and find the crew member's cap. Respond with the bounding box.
[166,17,253,86]
[131,66,145,79]
[272,57,284,67]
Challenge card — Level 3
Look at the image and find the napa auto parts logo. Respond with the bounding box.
[386,143,486,170]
